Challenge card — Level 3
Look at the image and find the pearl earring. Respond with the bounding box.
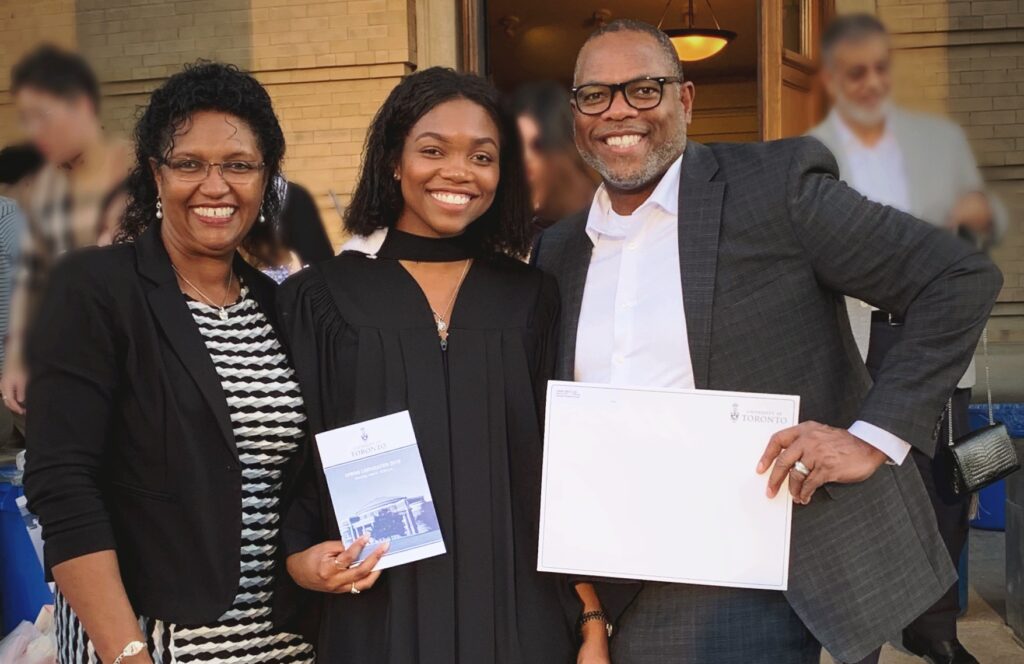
[393,172,400,181]
[155,199,163,220]
[259,207,266,224]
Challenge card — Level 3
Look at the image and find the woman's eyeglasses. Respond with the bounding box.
[160,158,265,184]
[571,76,682,116]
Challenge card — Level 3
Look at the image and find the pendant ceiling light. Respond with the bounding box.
[657,0,736,62]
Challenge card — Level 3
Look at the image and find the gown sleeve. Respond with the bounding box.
[276,266,346,557]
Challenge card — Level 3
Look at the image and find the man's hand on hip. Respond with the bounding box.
[756,421,888,505]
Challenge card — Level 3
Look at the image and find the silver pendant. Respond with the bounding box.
[436,319,447,332]
[219,309,228,321]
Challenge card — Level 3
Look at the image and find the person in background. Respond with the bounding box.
[279,180,334,265]
[0,143,44,447]
[22,62,332,664]
[809,15,1007,664]
[2,44,133,418]
[511,81,597,234]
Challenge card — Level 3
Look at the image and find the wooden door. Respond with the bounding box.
[759,0,834,140]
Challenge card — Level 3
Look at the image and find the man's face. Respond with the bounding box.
[14,87,96,164]
[822,34,892,127]
[572,31,693,191]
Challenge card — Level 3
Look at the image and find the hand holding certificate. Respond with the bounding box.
[538,382,799,591]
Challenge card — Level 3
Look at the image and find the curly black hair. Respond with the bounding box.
[118,62,285,250]
[345,67,531,258]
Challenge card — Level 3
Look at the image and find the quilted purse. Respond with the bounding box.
[947,327,1020,495]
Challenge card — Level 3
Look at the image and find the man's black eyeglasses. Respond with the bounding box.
[571,76,682,116]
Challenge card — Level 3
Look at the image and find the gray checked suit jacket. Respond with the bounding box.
[532,137,1002,662]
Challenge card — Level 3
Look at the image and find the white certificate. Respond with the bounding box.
[537,382,798,591]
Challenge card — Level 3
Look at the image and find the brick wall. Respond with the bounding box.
[0,0,419,248]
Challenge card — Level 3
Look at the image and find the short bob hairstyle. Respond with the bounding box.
[118,62,285,251]
[344,67,531,258]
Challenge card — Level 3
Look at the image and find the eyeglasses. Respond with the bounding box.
[571,76,682,116]
[160,158,265,183]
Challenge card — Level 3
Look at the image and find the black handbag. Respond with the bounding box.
[946,327,1020,496]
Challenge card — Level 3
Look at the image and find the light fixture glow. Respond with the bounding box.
[657,0,736,62]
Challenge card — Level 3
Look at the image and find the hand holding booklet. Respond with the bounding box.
[538,382,798,591]
[316,411,446,571]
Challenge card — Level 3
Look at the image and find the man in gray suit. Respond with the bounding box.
[808,15,1007,664]
[532,19,1002,664]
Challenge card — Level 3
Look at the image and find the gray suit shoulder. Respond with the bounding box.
[703,136,838,182]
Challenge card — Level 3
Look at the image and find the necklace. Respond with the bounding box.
[172,265,235,320]
[431,259,472,349]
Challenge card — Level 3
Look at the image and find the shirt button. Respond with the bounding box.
[613,354,625,366]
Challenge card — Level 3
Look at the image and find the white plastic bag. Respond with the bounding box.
[0,605,56,664]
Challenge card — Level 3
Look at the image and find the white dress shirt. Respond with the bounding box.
[833,112,911,214]
[575,154,911,465]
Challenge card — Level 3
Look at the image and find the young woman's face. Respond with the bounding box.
[394,98,501,238]
[152,110,267,258]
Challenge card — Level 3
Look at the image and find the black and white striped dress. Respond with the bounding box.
[55,286,314,664]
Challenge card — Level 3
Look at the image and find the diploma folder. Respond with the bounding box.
[538,382,797,591]
[316,411,446,570]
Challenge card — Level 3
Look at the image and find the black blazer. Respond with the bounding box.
[23,224,306,626]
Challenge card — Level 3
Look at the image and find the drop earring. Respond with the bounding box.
[258,207,266,224]
[155,199,163,220]
[393,172,400,181]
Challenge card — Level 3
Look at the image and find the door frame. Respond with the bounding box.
[759,0,835,139]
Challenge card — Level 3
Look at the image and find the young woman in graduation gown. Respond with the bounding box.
[278,68,607,663]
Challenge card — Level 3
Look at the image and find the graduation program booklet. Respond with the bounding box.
[316,410,446,570]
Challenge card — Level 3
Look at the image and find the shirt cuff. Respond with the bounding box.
[849,420,912,465]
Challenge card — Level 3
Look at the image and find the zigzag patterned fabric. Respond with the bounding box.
[55,286,314,664]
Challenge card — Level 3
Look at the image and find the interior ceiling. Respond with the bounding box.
[485,0,759,92]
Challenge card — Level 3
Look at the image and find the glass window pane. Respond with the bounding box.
[783,0,802,53]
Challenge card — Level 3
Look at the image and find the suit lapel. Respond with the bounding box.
[677,142,724,389]
[556,217,594,381]
[136,225,238,460]
[891,110,928,216]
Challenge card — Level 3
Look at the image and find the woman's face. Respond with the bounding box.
[395,98,501,238]
[152,110,267,259]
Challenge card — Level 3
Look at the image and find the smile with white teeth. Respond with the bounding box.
[431,191,472,206]
[193,206,236,218]
[605,134,643,148]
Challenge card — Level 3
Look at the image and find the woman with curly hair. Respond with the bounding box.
[22,62,368,664]
[279,66,588,663]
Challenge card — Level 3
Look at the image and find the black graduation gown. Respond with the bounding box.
[276,232,575,664]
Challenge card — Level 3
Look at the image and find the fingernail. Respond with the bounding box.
[756,462,764,473]
[382,541,391,552]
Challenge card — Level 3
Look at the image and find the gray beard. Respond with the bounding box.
[578,132,688,191]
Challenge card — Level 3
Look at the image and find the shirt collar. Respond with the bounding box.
[585,154,683,242]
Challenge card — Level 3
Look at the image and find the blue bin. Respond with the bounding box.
[966,403,1024,531]
[0,481,52,635]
